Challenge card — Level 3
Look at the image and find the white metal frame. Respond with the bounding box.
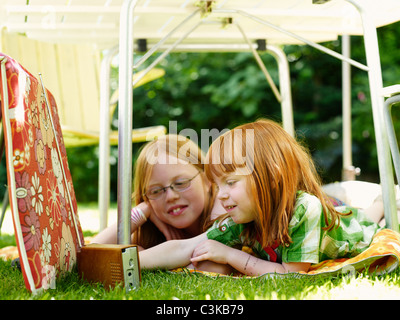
[115,0,399,244]
[383,86,400,188]
[341,34,356,181]
[99,45,119,231]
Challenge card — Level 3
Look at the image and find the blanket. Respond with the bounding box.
[171,228,400,278]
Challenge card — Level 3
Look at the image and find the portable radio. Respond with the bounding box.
[77,244,141,292]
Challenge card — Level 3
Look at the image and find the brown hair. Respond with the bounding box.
[132,134,216,248]
[205,119,347,248]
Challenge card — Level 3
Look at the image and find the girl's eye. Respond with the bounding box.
[226,180,236,186]
[173,180,187,187]
[149,187,163,195]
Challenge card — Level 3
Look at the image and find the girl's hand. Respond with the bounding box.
[137,202,184,240]
[190,240,231,266]
[149,213,185,240]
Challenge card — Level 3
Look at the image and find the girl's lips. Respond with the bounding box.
[224,205,237,212]
[167,205,188,216]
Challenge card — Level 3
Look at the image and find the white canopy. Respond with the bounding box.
[1,0,400,49]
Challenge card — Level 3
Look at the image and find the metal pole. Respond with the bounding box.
[235,22,281,103]
[214,8,370,72]
[346,0,398,231]
[117,5,202,243]
[384,94,400,186]
[117,0,137,244]
[266,45,294,137]
[99,45,118,231]
[341,34,355,181]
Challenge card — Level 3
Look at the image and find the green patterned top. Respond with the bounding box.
[206,192,382,264]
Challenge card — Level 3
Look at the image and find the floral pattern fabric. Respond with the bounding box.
[0,53,84,292]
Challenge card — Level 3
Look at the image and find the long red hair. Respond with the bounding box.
[205,119,346,248]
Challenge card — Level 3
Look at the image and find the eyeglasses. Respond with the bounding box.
[144,171,201,200]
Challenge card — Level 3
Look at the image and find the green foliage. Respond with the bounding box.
[0,233,16,247]
[128,52,282,133]
[65,146,100,202]
[2,22,400,202]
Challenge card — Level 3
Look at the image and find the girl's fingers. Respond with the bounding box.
[190,254,207,263]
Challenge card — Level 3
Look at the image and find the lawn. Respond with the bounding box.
[2,247,400,301]
[2,231,400,301]
[2,254,400,302]
[2,205,400,301]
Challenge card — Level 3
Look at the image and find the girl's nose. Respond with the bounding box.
[217,187,228,200]
[164,186,180,201]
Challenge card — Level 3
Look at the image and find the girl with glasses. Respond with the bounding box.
[92,134,225,255]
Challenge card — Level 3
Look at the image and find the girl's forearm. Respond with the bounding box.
[225,249,310,276]
[92,203,151,244]
[225,249,285,276]
[139,239,190,269]
[139,233,208,270]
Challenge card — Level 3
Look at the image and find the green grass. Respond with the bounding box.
[2,236,400,301]
[2,204,400,300]
[2,253,400,300]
